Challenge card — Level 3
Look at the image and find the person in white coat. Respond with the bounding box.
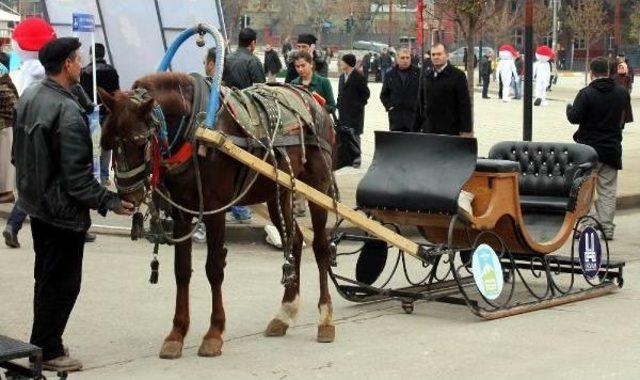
[497,45,518,102]
[533,45,554,106]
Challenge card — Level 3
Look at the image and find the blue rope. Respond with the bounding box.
[168,116,186,153]
[152,105,169,150]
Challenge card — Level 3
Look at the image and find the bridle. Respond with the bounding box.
[112,88,163,197]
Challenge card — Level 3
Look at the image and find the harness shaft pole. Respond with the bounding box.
[195,127,423,259]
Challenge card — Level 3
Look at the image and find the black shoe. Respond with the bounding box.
[85,232,96,242]
[534,98,542,106]
[3,226,20,248]
[482,96,491,99]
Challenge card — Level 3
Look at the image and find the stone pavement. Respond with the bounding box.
[1,210,639,379]
[1,74,639,237]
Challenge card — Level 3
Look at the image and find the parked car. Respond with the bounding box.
[449,46,494,67]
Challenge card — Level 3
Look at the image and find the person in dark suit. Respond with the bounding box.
[337,53,370,168]
[414,43,472,137]
[380,48,420,132]
[480,51,493,99]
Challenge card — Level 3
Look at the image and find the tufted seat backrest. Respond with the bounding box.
[488,142,598,198]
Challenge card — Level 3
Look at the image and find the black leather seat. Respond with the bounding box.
[356,132,477,214]
[488,142,598,213]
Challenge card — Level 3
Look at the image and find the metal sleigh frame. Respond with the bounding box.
[326,132,625,319]
[153,25,624,320]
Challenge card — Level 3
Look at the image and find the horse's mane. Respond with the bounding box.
[132,72,195,116]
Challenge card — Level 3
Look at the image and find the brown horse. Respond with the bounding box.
[99,72,336,358]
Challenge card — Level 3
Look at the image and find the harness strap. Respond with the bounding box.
[115,162,147,179]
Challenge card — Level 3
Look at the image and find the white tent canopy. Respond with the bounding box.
[41,0,226,88]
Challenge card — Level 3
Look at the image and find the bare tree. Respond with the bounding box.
[532,0,552,45]
[483,0,522,51]
[628,2,640,45]
[221,0,251,38]
[565,0,611,84]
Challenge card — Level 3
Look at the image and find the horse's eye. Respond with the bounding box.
[134,137,147,147]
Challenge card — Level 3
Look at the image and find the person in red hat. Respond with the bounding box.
[11,17,56,93]
[534,46,554,106]
[497,45,518,102]
[3,18,56,248]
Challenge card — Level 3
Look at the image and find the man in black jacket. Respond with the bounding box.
[480,51,493,99]
[80,43,120,186]
[263,44,282,82]
[12,37,133,371]
[567,57,631,240]
[222,27,265,89]
[414,43,472,136]
[337,53,370,168]
[284,33,328,83]
[380,48,420,132]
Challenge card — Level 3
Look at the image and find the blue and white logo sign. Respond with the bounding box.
[472,244,504,300]
[72,13,95,33]
[578,226,602,279]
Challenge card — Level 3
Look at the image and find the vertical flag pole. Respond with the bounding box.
[91,31,97,105]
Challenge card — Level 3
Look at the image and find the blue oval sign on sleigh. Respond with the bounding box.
[472,244,504,300]
[578,226,602,279]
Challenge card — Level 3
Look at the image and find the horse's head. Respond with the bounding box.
[99,87,157,206]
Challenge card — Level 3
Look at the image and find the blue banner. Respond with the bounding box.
[72,13,95,32]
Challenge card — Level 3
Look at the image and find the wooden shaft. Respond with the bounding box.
[195,128,422,258]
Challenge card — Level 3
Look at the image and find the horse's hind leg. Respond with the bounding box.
[160,214,193,359]
[199,212,227,357]
[265,194,304,337]
[308,201,335,343]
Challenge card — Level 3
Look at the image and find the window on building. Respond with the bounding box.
[573,38,586,50]
[606,35,615,50]
[514,29,523,49]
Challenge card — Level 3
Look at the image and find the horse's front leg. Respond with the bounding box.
[198,212,227,357]
[159,215,193,359]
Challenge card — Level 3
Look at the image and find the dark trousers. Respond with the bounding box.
[354,132,362,160]
[482,74,491,98]
[7,203,27,232]
[30,218,85,361]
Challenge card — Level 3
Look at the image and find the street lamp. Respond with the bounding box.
[523,0,533,141]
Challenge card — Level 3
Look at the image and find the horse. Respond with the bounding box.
[99,72,336,358]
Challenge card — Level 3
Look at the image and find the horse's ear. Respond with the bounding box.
[98,87,115,112]
[137,98,155,117]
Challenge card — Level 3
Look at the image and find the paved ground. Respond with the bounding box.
[1,209,639,379]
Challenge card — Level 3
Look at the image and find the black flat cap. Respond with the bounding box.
[297,34,317,45]
[39,37,82,69]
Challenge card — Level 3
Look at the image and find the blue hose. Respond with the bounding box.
[157,24,225,130]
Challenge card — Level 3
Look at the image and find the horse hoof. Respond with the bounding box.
[264,318,289,337]
[159,340,183,359]
[197,338,223,357]
[317,325,335,343]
